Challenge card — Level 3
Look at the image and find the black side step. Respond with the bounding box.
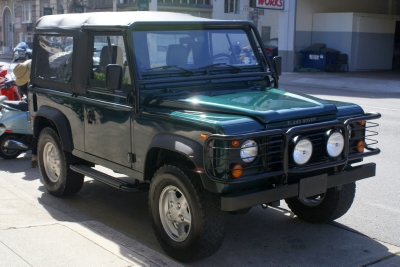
[70,164,139,192]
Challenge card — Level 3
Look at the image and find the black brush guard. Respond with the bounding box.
[203,113,381,211]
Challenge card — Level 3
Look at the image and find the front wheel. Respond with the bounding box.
[149,165,225,262]
[285,182,356,223]
[0,134,22,159]
[38,127,84,197]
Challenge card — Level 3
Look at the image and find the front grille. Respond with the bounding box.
[204,113,380,183]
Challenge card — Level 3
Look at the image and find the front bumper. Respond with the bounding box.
[221,163,375,211]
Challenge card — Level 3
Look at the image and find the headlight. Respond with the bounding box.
[293,136,313,165]
[240,140,258,163]
[326,131,344,157]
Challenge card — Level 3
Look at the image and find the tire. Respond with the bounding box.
[0,134,22,159]
[38,127,84,197]
[285,182,356,223]
[149,165,225,262]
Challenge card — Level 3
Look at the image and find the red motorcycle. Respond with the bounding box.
[0,68,21,101]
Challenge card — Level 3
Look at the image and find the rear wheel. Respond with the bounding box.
[149,165,225,262]
[38,127,84,197]
[285,182,356,223]
[0,134,22,159]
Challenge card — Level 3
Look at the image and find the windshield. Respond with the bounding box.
[132,29,262,74]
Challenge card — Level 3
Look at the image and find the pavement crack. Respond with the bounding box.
[0,223,59,231]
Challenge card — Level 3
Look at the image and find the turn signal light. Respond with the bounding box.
[230,140,240,147]
[231,164,243,179]
[357,121,365,126]
[200,133,209,140]
[357,140,365,152]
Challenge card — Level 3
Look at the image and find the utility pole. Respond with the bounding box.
[113,0,117,12]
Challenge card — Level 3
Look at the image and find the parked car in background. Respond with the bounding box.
[264,38,278,60]
[13,42,32,61]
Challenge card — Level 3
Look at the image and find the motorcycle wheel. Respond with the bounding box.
[0,134,22,159]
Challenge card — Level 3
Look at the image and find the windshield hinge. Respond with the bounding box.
[127,153,136,163]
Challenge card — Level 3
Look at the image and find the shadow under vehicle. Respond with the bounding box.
[28,11,381,263]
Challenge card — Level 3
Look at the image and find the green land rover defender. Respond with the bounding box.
[29,12,380,262]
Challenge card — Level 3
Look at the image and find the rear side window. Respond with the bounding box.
[35,35,74,83]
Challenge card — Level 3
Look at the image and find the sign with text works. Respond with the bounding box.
[256,0,284,10]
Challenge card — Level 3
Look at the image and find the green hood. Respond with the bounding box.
[144,88,346,124]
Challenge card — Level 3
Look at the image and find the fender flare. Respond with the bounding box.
[33,105,73,152]
[146,133,217,192]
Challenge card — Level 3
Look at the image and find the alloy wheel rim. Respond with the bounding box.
[159,185,191,242]
[43,142,61,182]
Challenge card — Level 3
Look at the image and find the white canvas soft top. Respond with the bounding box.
[36,11,215,29]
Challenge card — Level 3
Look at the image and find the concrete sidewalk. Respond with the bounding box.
[0,178,181,267]
[279,69,400,93]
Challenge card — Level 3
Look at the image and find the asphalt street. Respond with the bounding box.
[0,58,399,266]
[279,73,400,249]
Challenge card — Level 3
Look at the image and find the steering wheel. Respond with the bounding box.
[210,53,235,64]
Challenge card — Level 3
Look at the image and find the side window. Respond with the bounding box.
[35,35,73,83]
[90,35,131,91]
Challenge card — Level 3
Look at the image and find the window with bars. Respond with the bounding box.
[13,3,18,17]
[22,2,31,22]
[224,0,239,14]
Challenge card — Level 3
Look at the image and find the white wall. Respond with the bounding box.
[352,14,396,70]
[311,12,396,70]
[296,0,391,32]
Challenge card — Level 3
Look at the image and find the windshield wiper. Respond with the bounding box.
[146,65,193,75]
[200,63,242,73]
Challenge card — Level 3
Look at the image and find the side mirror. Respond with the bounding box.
[272,56,282,76]
[105,64,122,91]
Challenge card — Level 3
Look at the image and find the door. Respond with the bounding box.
[3,8,13,53]
[84,34,134,168]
